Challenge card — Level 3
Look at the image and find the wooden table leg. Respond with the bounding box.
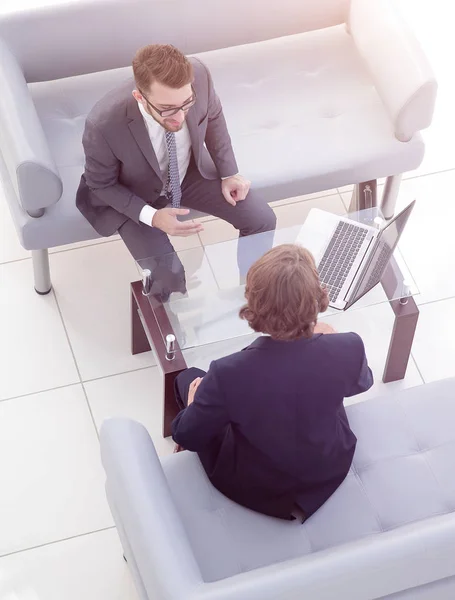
[380,257,420,383]
[348,180,378,212]
[131,291,151,355]
[382,296,419,383]
[131,282,187,438]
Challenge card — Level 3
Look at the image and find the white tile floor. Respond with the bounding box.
[0,1,454,597]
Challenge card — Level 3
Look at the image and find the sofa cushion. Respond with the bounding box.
[197,24,425,199]
[161,379,455,583]
[26,24,425,248]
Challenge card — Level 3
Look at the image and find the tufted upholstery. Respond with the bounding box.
[0,0,436,254]
[100,378,455,600]
[195,24,426,202]
[162,381,455,580]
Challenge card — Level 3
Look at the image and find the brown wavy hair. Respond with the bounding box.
[239,244,329,340]
[133,44,193,91]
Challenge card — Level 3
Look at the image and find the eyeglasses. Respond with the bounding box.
[138,85,197,117]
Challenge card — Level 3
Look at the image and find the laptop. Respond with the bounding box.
[296,201,415,310]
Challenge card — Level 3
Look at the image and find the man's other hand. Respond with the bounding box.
[152,208,204,237]
[221,174,251,206]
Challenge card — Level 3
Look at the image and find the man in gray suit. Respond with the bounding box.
[77,44,276,294]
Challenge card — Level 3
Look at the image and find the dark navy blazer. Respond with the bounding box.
[172,332,373,520]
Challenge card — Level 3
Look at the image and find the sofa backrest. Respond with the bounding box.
[0,0,350,83]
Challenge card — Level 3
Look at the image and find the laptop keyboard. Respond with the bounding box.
[365,242,392,290]
[318,221,368,302]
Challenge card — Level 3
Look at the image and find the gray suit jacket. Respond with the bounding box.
[76,58,238,236]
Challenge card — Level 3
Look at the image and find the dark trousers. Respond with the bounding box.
[118,162,276,294]
[175,367,207,410]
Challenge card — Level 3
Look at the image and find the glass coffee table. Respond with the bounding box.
[130,208,419,437]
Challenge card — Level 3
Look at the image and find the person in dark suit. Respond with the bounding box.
[76,44,276,293]
[172,244,373,521]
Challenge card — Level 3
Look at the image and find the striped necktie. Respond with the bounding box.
[165,131,182,208]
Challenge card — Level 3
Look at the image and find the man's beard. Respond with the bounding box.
[163,121,184,132]
[146,105,183,132]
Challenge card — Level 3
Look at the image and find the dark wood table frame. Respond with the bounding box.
[350,179,419,382]
[131,281,187,437]
[380,261,419,383]
[131,180,418,438]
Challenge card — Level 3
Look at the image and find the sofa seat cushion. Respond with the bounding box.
[196,24,424,200]
[160,379,455,584]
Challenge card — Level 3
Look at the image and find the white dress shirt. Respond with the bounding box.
[137,101,192,226]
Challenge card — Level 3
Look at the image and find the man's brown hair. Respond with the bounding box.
[239,244,329,341]
[132,44,193,91]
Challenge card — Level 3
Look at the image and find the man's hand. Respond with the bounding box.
[187,377,203,406]
[152,208,203,237]
[221,174,251,206]
[313,322,337,335]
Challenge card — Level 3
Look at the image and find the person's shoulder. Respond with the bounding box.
[189,56,209,75]
[189,56,212,89]
[86,76,135,131]
[320,331,366,353]
[209,344,254,376]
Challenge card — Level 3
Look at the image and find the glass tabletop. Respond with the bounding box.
[135,206,418,351]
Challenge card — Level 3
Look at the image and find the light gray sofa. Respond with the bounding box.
[100,378,455,600]
[0,0,437,293]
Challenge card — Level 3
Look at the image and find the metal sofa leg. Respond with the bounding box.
[32,249,52,295]
[381,174,402,219]
[348,180,377,212]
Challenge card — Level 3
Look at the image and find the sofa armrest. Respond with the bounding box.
[0,38,62,213]
[349,0,437,142]
[100,418,204,600]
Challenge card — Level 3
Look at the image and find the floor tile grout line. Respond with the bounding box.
[0,254,31,267]
[81,382,101,439]
[337,188,349,211]
[416,295,455,308]
[403,166,455,181]
[411,351,426,385]
[0,381,82,405]
[0,238,120,267]
[0,364,158,405]
[337,166,455,192]
[82,364,156,385]
[51,238,121,255]
[51,288,101,439]
[0,526,116,560]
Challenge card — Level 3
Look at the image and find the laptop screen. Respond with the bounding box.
[346,200,415,308]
